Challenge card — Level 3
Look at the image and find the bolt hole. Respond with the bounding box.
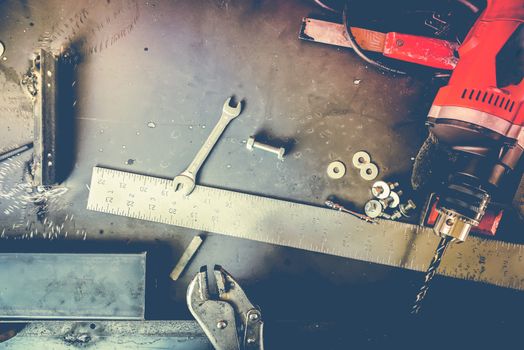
[333,167,339,173]
[90,323,96,329]
[366,168,372,175]
[445,219,454,226]
[358,157,365,163]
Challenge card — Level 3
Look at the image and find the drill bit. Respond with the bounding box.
[325,200,377,224]
[411,235,453,314]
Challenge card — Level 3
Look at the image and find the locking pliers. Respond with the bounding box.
[187,265,264,350]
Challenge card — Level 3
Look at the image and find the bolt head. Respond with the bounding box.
[277,148,285,160]
[216,320,228,329]
[248,312,260,321]
[246,136,255,151]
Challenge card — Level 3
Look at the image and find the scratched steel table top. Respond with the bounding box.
[1,0,523,347]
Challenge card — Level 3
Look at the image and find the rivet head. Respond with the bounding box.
[248,312,259,321]
[216,320,228,329]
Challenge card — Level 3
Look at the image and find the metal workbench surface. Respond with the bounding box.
[1,0,523,348]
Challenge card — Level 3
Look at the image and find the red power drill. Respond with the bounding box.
[427,0,524,243]
[411,0,523,314]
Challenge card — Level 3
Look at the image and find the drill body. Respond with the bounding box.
[427,0,524,241]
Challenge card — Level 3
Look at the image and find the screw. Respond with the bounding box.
[399,199,417,217]
[246,136,285,160]
[396,39,404,47]
[390,211,402,220]
[379,212,392,219]
[216,320,228,329]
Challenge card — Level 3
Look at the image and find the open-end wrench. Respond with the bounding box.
[173,97,242,195]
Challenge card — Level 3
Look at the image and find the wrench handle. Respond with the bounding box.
[186,114,232,175]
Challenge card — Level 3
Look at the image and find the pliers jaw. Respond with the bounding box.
[187,265,264,350]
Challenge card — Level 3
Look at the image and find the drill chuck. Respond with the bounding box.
[434,175,490,242]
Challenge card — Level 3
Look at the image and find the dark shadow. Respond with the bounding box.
[55,46,80,184]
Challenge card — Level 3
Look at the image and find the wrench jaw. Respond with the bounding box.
[187,266,210,310]
[214,265,257,326]
[173,172,196,196]
[187,266,241,350]
[222,97,242,119]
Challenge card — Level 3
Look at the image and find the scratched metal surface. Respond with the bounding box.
[0,0,523,347]
[0,253,146,319]
[0,321,211,349]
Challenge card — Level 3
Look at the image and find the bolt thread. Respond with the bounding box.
[253,142,280,153]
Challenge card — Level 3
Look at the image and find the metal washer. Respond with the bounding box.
[371,180,391,199]
[388,191,401,208]
[327,161,346,179]
[352,151,371,169]
[360,163,378,181]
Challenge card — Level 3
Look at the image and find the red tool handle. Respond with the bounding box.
[383,32,459,70]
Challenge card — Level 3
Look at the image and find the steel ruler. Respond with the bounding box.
[87,166,524,291]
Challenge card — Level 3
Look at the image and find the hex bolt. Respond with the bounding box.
[216,320,228,329]
[399,199,417,217]
[246,136,285,161]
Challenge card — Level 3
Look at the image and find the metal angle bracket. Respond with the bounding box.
[31,48,77,186]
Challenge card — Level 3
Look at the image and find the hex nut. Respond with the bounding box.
[277,148,285,161]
